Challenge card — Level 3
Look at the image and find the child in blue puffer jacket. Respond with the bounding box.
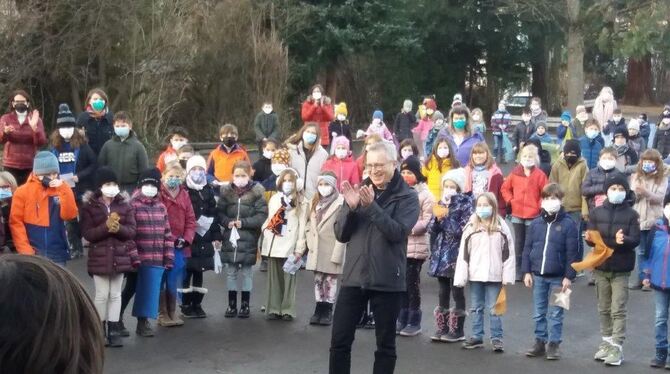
[643,194,670,368]
[521,183,579,361]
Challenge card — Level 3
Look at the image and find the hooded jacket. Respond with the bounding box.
[406,182,435,260]
[334,171,420,292]
[9,174,78,263]
[428,193,474,278]
[287,142,329,199]
[521,209,579,279]
[582,166,627,212]
[301,98,334,146]
[81,191,139,275]
[501,165,548,219]
[321,154,361,192]
[160,185,197,258]
[295,195,346,275]
[207,143,250,182]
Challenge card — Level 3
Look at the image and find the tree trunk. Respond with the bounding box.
[566,0,584,114]
[624,56,654,105]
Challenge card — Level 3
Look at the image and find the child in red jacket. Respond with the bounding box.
[159,163,196,327]
[501,144,548,281]
[321,136,360,192]
[156,126,189,172]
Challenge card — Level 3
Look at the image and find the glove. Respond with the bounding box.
[174,238,187,249]
[108,221,120,233]
[106,213,121,232]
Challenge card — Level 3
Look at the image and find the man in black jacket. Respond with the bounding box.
[329,142,420,374]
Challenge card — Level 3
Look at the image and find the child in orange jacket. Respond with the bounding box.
[207,124,250,184]
[9,151,78,265]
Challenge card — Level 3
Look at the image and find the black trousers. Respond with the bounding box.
[329,287,402,374]
[438,276,465,310]
[401,259,423,310]
[120,272,138,318]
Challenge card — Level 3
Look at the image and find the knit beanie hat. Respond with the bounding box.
[56,103,76,128]
[424,98,437,111]
[452,93,463,107]
[441,168,466,192]
[576,105,587,115]
[535,122,547,130]
[560,111,572,122]
[335,102,348,117]
[186,154,207,173]
[400,155,426,183]
[613,127,629,140]
[432,111,445,122]
[372,110,383,120]
[95,167,118,189]
[525,137,543,151]
[331,136,350,151]
[663,109,670,119]
[272,148,290,165]
[627,118,640,132]
[138,167,162,189]
[563,139,581,157]
[317,172,337,190]
[33,151,59,175]
[604,173,629,193]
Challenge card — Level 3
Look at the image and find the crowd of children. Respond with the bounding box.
[5,85,670,370]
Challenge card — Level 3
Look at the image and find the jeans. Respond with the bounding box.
[469,281,503,340]
[329,287,402,374]
[655,290,670,349]
[532,275,565,343]
[493,134,504,161]
[566,211,584,259]
[594,270,630,345]
[630,230,650,286]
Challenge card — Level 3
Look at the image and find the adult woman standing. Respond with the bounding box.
[0,89,47,185]
[592,87,617,147]
[301,84,334,148]
[286,123,329,199]
[437,106,485,167]
[76,88,115,156]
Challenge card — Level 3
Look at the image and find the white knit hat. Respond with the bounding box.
[186,154,207,173]
[627,118,640,132]
[441,168,466,192]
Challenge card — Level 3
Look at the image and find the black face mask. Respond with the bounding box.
[222,137,236,147]
[565,155,578,166]
[14,104,28,114]
[40,177,51,188]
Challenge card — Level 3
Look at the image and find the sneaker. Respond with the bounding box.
[545,342,560,360]
[492,339,504,353]
[181,305,197,319]
[603,344,623,366]
[525,338,546,357]
[650,348,668,368]
[594,341,612,361]
[462,337,484,350]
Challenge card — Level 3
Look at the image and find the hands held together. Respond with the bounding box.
[341,181,374,209]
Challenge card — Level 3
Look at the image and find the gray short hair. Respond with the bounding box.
[367,141,397,164]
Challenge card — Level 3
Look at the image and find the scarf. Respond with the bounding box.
[266,194,293,236]
[232,181,254,197]
[315,191,338,225]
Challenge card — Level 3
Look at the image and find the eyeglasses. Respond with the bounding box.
[365,163,389,171]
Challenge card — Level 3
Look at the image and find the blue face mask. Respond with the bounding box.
[474,165,486,172]
[303,132,318,145]
[607,190,626,204]
[476,206,493,219]
[166,176,182,189]
[91,99,106,112]
[0,188,12,200]
[642,162,657,174]
[114,127,130,138]
[453,119,467,130]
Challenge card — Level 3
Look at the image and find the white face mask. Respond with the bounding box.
[372,118,381,126]
[498,104,506,111]
[141,185,158,198]
[541,198,561,214]
[401,149,414,160]
[663,118,670,124]
[599,159,616,170]
[442,187,457,202]
[436,148,449,159]
[335,149,348,159]
[312,92,322,100]
[577,113,588,122]
[664,206,670,220]
[233,176,249,188]
[262,105,273,114]
[613,116,622,122]
[472,114,481,122]
[530,104,540,111]
[282,181,295,194]
[59,127,75,140]
[263,150,275,160]
[271,164,286,176]
[171,139,187,151]
[336,114,346,121]
[318,185,333,197]
[101,185,120,198]
[521,159,535,168]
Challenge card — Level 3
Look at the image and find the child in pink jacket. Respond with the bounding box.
[321,136,360,191]
[358,110,393,142]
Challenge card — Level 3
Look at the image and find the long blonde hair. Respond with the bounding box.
[473,192,501,232]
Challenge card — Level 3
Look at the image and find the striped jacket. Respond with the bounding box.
[131,191,174,268]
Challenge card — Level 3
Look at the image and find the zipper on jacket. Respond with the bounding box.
[540,216,557,274]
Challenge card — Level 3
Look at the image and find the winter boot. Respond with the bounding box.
[166,292,184,326]
[107,321,123,348]
[546,342,561,360]
[180,291,196,318]
[525,338,546,357]
[319,302,334,326]
[238,291,250,319]
[135,317,154,337]
[191,287,207,318]
[400,310,422,336]
[157,291,175,327]
[117,318,130,337]
[225,291,238,318]
[396,308,409,335]
[430,307,449,342]
[650,348,667,368]
[442,309,466,342]
[310,302,324,325]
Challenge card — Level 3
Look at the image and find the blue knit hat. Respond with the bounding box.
[373,110,383,120]
[33,151,59,175]
[560,111,572,122]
